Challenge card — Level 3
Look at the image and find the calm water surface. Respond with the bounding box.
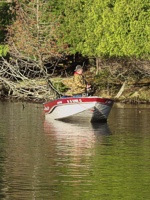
[0,101,149,200]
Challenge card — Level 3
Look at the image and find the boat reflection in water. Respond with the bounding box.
[44,119,111,158]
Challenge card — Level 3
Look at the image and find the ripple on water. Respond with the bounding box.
[0,102,149,200]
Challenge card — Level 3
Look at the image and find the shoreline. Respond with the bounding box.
[0,77,149,104]
[0,94,149,105]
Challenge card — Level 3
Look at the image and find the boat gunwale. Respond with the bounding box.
[44,97,114,114]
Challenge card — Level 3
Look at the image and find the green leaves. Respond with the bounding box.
[58,0,150,59]
[1,0,150,59]
[0,45,8,57]
[0,2,12,56]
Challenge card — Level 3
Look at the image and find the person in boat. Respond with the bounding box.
[65,65,91,97]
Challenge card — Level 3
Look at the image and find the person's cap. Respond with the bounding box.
[74,65,83,71]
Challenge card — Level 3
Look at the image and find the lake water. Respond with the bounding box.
[0,101,149,200]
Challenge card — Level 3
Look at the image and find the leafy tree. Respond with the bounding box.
[57,0,86,54]
[7,0,65,72]
[0,2,12,56]
[59,0,150,59]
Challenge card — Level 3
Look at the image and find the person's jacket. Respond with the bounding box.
[64,72,87,95]
[72,72,87,94]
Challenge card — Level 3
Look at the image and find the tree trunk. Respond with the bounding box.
[96,57,102,74]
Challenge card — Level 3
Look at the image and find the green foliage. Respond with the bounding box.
[58,0,150,59]
[57,0,87,53]
[0,2,13,56]
[1,0,150,59]
[53,81,68,93]
[0,45,8,56]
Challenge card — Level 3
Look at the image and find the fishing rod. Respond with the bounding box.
[47,79,62,99]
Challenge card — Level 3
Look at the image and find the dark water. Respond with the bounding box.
[0,101,149,200]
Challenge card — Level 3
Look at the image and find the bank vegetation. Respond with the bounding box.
[0,0,149,103]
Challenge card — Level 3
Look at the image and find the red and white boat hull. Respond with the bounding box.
[44,97,114,122]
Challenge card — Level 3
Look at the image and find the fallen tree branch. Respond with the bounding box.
[115,81,126,98]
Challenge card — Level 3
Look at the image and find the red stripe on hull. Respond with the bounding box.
[44,97,113,114]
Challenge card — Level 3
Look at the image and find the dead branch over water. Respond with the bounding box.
[0,56,150,103]
[0,57,52,102]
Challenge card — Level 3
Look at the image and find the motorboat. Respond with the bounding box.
[43,96,114,122]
